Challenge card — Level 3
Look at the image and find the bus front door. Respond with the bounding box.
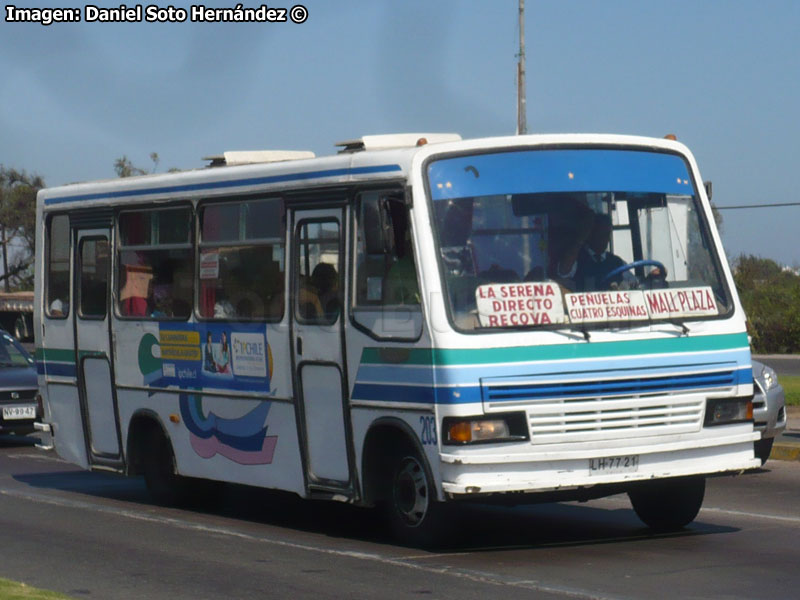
[73,226,122,467]
[290,207,354,494]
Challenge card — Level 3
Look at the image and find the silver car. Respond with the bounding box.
[752,360,787,464]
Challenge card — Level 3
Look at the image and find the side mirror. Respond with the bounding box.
[704,180,713,201]
[379,197,397,255]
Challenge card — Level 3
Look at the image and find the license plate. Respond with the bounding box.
[2,405,36,420]
[589,454,639,475]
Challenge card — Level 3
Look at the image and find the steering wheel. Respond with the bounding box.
[600,259,667,285]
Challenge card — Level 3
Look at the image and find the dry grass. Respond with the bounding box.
[780,375,800,406]
[0,579,73,600]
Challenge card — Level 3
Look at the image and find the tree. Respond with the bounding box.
[733,255,800,353]
[114,152,161,178]
[0,166,43,291]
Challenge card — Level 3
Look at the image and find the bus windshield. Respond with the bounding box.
[426,148,731,331]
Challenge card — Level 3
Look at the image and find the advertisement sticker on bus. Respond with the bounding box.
[138,322,272,393]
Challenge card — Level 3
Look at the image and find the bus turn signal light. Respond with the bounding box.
[446,419,510,444]
[448,421,473,443]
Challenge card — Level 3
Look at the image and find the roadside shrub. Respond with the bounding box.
[734,255,800,354]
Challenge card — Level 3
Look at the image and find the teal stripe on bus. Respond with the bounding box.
[360,333,749,367]
[36,347,109,363]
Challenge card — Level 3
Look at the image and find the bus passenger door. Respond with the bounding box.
[290,207,354,494]
[73,226,122,467]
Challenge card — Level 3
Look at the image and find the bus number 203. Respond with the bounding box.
[420,416,437,445]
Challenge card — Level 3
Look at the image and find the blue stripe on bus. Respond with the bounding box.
[482,367,751,403]
[351,383,440,405]
[43,164,404,205]
[351,366,752,406]
[39,362,77,378]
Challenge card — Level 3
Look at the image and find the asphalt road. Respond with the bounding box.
[1,435,799,599]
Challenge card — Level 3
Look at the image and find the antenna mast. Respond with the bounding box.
[517,0,527,135]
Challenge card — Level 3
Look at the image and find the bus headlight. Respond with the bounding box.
[443,412,528,445]
[704,398,753,426]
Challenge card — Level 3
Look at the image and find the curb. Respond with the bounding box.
[771,441,800,462]
[770,404,800,462]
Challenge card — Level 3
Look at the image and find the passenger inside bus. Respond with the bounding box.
[547,199,594,289]
[573,213,627,291]
[149,284,172,318]
[311,262,340,320]
[298,275,324,320]
[551,212,628,291]
[119,261,153,317]
[49,298,68,317]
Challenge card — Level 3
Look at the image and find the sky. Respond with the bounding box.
[2,0,799,266]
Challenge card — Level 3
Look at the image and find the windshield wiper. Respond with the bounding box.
[650,319,690,336]
[672,320,690,336]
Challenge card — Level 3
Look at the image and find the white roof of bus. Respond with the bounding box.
[37,133,694,210]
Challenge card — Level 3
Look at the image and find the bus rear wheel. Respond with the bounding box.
[142,428,193,506]
[386,451,448,548]
[628,476,705,532]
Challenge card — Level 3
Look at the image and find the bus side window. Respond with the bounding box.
[198,198,286,322]
[295,220,340,325]
[354,192,419,307]
[79,238,110,318]
[117,207,193,319]
[46,214,70,318]
[383,199,419,306]
[352,191,422,340]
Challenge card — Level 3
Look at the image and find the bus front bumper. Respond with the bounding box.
[438,429,760,496]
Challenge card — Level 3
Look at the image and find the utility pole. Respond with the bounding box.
[517,0,527,135]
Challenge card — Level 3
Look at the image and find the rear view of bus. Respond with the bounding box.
[407,135,757,540]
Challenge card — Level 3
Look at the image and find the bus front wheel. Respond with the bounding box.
[754,437,774,465]
[386,451,448,547]
[628,476,705,532]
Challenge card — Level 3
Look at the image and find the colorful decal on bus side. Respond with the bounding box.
[137,322,277,465]
[179,393,277,465]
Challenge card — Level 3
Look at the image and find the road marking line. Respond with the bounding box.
[7,452,66,462]
[582,495,800,525]
[700,506,800,524]
[0,486,620,600]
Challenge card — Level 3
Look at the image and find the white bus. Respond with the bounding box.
[34,133,758,546]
